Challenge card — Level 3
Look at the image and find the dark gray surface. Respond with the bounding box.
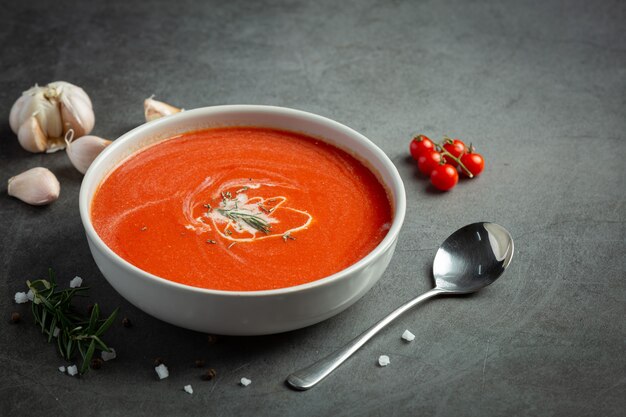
[1,0,625,416]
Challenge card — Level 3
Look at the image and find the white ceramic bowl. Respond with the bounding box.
[79,105,406,335]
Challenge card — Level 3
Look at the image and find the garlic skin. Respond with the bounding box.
[9,82,95,153]
[144,97,182,122]
[7,167,60,206]
[66,134,112,174]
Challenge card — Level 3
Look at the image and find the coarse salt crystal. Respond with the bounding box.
[58,366,66,373]
[155,364,169,380]
[240,377,251,387]
[14,292,29,304]
[26,290,34,301]
[69,276,83,288]
[402,330,415,342]
[378,355,390,367]
[101,348,116,361]
[183,385,193,394]
[67,365,78,376]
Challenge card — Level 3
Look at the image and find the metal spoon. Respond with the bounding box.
[286,222,514,390]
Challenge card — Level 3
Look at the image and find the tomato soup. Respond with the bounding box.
[91,127,392,291]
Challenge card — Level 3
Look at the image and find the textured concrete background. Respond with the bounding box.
[1,0,625,416]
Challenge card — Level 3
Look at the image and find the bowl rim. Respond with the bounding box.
[79,104,406,297]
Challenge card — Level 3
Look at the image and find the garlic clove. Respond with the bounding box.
[60,93,95,137]
[9,94,29,134]
[17,117,47,153]
[48,81,93,108]
[8,167,60,206]
[15,86,45,129]
[19,87,63,139]
[66,134,111,174]
[144,97,182,122]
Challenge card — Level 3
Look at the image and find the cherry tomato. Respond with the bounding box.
[430,164,458,191]
[417,150,443,176]
[409,135,435,161]
[443,139,466,167]
[460,151,484,177]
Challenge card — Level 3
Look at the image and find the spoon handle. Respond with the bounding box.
[286,287,444,390]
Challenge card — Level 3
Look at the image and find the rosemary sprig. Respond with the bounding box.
[217,208,271,234]
[26,269,119,375]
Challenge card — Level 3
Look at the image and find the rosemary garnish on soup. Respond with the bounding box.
[217,208,271,234]
[210,188,273,235]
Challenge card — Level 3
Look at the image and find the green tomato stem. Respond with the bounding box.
[438,147,474,178]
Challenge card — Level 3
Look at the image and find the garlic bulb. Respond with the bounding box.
[8,167,60,206]
[144,96,182,122]
[9,81,95,153]
[65,133,111,174]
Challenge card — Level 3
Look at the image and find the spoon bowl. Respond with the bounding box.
[286,222,514,390]
[433,222,514,294]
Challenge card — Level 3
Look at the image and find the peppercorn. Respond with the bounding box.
[121,317,132,328]
[10,312,21,323]
[201,368,217,381]
[194,359,205,368]
[153,357,165,366]
[90,358,103,370]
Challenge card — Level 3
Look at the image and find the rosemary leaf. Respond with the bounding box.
[88,304,100,333]
[95,308,119,337]
[80,339,96,374]
[65,338,73,360]
[70,326,84,335]
[47,316,57,343]
[78,340,86,361]
[91,335,110,352]
[57,330,64,357]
